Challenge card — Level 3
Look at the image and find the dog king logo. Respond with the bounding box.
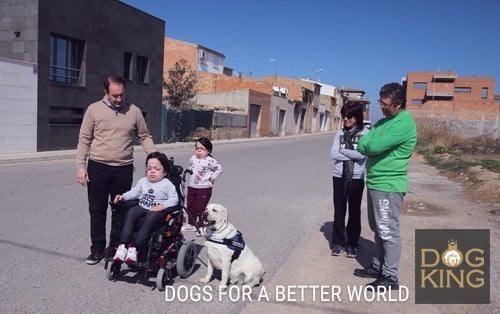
[415,229,490,304]
[441,239,462,268]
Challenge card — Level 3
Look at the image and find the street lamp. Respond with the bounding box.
[311,68,323,81]
[269,58,279,77]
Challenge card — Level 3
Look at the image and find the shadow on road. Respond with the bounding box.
[0,238,84,262]
[319,222,375,268]
[319,221,333,250]
[105,241,206,289]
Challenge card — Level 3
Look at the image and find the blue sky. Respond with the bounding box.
[121,0,500,122]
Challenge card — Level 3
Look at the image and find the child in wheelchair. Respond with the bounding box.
[106,152,198,290]
[112,151,179,263]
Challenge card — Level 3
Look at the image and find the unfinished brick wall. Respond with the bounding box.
[249,89,271,136]
[163,38,197,76]
[406,72,497,115]
[163,38,198,99]
[196,72,272,95]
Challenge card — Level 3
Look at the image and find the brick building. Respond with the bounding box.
[163,37,336,138]
[403,71,500,137]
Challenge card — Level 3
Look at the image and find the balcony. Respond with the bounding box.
[432,72,457,82]
[426,90,454,97]
[425,82,454,98]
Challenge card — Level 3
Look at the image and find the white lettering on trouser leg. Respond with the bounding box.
[378,199,392,240]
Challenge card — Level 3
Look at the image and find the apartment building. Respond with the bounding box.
[0,0,165,152]
[403,71,499,137]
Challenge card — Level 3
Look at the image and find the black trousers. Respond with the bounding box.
[332,177,365,247]
[87,159,133,254]
[120,205,166,247]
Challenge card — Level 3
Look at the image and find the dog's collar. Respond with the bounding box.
[207,231,245,263]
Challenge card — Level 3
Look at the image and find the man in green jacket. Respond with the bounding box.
[354,82,417,290]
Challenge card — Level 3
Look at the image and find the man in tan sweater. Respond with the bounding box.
[76,74,157,265]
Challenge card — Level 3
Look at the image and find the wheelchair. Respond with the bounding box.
[104,157,197,291]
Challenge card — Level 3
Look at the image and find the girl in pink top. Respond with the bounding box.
[182,137,222,236]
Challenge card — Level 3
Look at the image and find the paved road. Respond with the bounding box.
[1,133,497,313]
[0,133,334,313]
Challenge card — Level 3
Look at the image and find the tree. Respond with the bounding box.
[163,59,198,141]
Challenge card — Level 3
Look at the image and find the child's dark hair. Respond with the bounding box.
[196,137,213,156]
[145,151,170,177]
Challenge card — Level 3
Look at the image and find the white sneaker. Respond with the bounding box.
[196,227,205,237]
[125,247,137,263]
[113,244,127,262]
[181,225,196,232]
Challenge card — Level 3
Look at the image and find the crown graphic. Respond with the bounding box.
[448,239,457,249]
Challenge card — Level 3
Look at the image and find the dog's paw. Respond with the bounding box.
[199,276,211,284]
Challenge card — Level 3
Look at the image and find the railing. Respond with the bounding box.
[49,64,84,86]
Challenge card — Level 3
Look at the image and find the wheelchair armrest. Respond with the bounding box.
[182,169,193,181]
[110,199,139,212]
[164,205,181,215]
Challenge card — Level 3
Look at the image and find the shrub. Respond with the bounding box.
[434,145,446,154]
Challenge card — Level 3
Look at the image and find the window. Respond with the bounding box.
[49,106,84,125]
[413,82,427,89]
[123,52,133,80]
[412,99,423,105]
[481,87,488,99]
[135,55,149,83]
[49,34,85,85]
[454,87,471,93]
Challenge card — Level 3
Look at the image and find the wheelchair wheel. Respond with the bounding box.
[105,261,121,281]
[176,241,197,278]
[156,268,170,291]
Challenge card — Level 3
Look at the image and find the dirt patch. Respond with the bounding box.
[402,199,448,216]
[416,150,500,205]
[464,165,500,202]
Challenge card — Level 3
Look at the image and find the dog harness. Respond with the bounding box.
[207,231,245,262]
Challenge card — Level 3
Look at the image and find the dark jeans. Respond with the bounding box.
[87,159,133,254]
[120,205,166,247]
[332,177,364,247]
[186,186,212,227]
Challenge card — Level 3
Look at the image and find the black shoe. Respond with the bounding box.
[345,246,357,258]
[86,251,104,265]
[366,276,399,290]
[330,244,344,256]
[353,267,380,278]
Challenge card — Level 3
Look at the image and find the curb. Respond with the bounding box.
[0,132,333,165]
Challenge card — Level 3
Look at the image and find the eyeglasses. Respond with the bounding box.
[378,99,397,108]
[342,115,354,119]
